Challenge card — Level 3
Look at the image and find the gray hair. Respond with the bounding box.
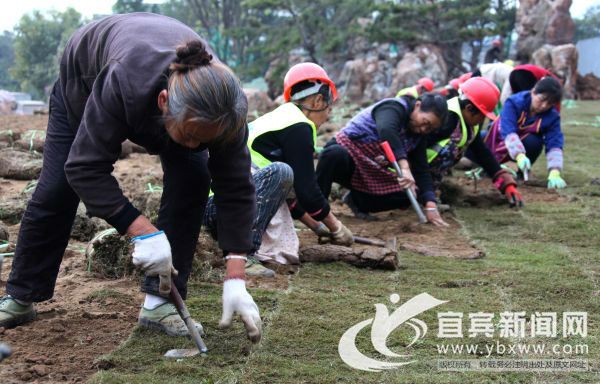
[166,40,248,143]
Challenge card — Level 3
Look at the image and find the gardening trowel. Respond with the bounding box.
[164,282,208,359]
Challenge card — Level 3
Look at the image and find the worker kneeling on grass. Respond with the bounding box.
[0,13,262,344]
[316,92,449,226]
[245,62,354,265]
[481,76,566,189]
[426,77,523,207]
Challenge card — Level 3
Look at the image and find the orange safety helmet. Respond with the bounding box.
[449,78,461,90]
[459,77,500,120]
[283,62,338,103]
[417,77,435,92]
[458,72,473,84]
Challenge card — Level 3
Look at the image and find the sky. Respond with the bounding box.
[1,0,599,33]
[0,1,164,32]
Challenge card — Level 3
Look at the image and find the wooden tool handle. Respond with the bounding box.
[170,283,208,353]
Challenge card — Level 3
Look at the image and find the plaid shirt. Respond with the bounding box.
[337,131,419,195]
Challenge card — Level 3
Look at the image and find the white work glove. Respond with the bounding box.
[331,222,354,246]
[219,279,262,343]
[131,231,177,296]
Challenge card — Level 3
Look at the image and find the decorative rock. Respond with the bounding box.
[516,0,575,61]
[244,88,276,121]
[532,43,578,98]
[390,44,447,94]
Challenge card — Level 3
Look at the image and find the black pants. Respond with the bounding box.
[7,83,211,301]
[316,139,412,213]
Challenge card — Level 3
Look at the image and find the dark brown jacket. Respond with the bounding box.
[60,13,255,252]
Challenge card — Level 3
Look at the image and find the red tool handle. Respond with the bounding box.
[379,141,427,223]
[380,141,397,169]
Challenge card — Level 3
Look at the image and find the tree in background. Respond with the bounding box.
[370,0,516,76]
[2,0,519,99]
[0,32,19,90]
[238,0,371,93]
[160,0,197,27]
[113,0,160,13]
[109,0,516,84]
[574,5,600,41]
[10,8,83,99]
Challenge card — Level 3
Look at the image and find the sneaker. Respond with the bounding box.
[245,257,275,278]
[342,192,378,221]
[0,296,36,328]
[138,303,204,337]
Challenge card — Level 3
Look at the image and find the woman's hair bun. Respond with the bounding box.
[171,40,213,72]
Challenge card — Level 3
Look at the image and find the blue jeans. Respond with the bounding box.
[203,162,294,252]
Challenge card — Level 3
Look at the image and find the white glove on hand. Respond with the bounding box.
[219,279,262,343]
[331,222,354,246]
[131,231,177,296]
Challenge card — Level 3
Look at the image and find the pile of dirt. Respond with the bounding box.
[441,175,567,207]
[0,130,20,149]
[317,200,486,261]
[0,245,141,383]
[85,228,134,279]
[0,221,9,241]
[130,189,162,224]
[0,149,43,180]
[12,130,46,154]
[0,197,26,225]
[71,204,110,242]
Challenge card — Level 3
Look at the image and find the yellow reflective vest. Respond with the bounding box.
[396,85,419,98]
[426,97,479,163]
[247,103,317,169]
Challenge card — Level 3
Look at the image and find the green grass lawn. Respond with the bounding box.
[90,101,599,384]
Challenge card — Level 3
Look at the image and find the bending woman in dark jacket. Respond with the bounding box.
[0,13,261,344]
[316,93,449,226]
